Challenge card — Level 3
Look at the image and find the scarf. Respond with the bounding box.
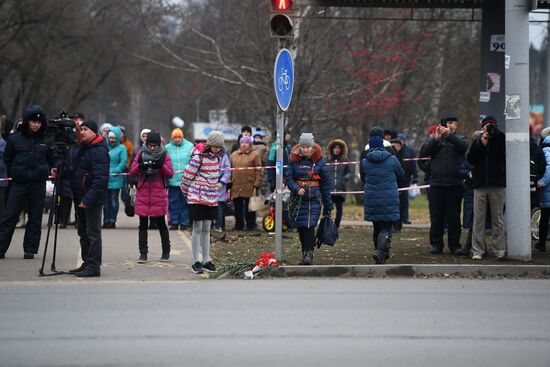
[141,143,165,162]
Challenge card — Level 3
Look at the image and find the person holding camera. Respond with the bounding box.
[0,105,55,260]
[129,131,174,263]
[466,116,506,260]
[65,120,110,277]
[420,116,469,255]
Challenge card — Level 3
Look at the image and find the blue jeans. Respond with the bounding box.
[168,187,189,226]
[215,202,225,230]
[103,189,120,224]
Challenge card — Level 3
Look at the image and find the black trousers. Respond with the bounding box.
[331,195,344,228]
[429,186,463,251]
[373,221,393,248]
[233,197,256,230]
[76,204,103,272]
[298,227,316,252]
[0,181,45,254]
[138,216,169,254]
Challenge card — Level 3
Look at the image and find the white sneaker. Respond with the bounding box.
[472,254,482,260]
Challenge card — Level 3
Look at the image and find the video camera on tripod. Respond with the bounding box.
[46,110,77,155]
[39,110,77,277]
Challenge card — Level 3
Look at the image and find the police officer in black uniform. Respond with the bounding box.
[0,105,54,259]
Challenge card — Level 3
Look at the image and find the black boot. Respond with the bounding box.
[159,227,171,260]
[303,250,314,265]
[299,251,307,265]
[138,230,148,259]
[373,232,389,264]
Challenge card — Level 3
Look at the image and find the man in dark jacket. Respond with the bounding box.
[420,116,469,255]
[466,116,506,260]
[0,105,54,259]
[65,120,110,277]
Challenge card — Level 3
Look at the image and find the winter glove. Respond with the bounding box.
[152,159,163,169]
[323,206,333,216]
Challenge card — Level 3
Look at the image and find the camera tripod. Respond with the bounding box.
[39,146,70,276]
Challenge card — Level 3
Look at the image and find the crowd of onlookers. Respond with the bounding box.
[0,107,547,275]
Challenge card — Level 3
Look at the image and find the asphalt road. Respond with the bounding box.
[1,279,549,367]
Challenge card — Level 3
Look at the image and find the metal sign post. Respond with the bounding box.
[273,47,294,260]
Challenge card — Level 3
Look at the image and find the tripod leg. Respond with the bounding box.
[39,184,56,276]
[39,162,65,276]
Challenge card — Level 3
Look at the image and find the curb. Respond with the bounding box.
[262,264,550,278]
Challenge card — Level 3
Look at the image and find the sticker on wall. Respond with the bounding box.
[505,55,511,69]
[487,73,501,93]
[479,92,491,103]
[505,94,521,120]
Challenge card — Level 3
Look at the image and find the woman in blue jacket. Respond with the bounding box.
[286,133,333,265]
[361,136,404,264]
[104,126,127,228]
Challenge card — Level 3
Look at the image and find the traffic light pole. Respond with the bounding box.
[275,39,284,261]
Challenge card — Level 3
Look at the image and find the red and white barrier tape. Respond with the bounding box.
[0,157,432,180]
[330,184,430,194]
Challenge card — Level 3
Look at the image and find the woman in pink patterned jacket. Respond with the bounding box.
[180,131,224,274]
[129,131,174,264]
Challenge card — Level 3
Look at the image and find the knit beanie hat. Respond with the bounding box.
[369,126,384,138]
[239,135,253,145]
[207,130,224,147]
[298,132,315,147]
[146,131,161,145]
[171,128,183,139]
[108,131,116,139]
[481,115,497,127]
[99,123,113,133]
[140,128,151,137]
[81,119,98,134]
[368,136,384,149]
[253,127,266,138]
[541,127,550,139]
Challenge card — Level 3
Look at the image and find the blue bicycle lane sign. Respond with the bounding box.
[273,48,294,111]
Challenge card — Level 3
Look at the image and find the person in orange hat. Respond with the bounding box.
[165,128,194,230]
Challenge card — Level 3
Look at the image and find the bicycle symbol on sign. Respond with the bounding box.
[278,68,290,92]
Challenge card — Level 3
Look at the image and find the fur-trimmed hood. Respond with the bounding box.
[327,139,348,160]
[290,143,323,163]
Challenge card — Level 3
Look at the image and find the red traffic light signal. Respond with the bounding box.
[270,0,294,38]
[272,0,293,11]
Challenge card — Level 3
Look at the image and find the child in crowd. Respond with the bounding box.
[181,131,224,274]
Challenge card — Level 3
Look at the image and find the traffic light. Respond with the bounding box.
[270,0,294,38]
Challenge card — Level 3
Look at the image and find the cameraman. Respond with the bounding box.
[466,116,506,260]
[66,120,109,277]
[0,105,54,259]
